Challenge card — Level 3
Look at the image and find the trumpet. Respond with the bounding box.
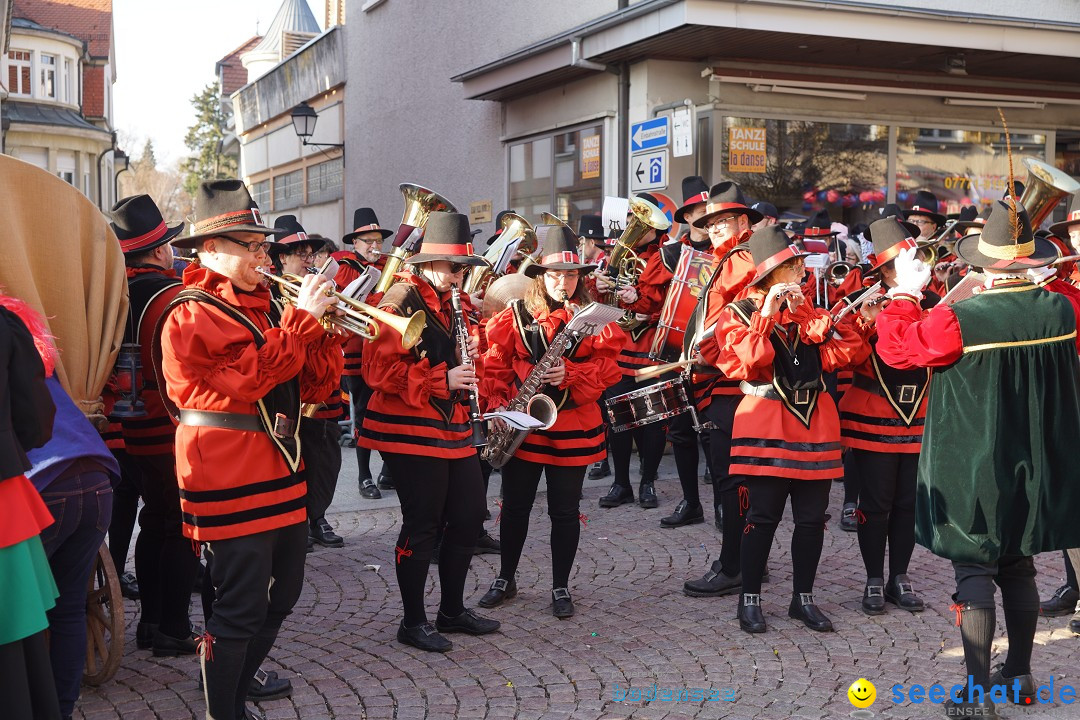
[256,268,426,350]
[825,260,854,287]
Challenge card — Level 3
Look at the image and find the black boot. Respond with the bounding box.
[737,593,766,633]
[638,479,658,509]
[788,593,833,632]
[587,459,611,479]
[862,579,886,615]
[660,500,704,528]
[683,560,741,597]
[598,483,634,508]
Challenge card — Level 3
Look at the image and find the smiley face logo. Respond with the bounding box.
[847,678,876,708]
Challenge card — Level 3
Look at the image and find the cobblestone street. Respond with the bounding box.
[75,452,1080,720]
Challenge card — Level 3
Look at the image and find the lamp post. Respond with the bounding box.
[113,148,129,202]
[290,101,344,149]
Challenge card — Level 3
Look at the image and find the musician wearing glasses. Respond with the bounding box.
[683,182,764,600]
[478,225,624,618]
[157,180,344,720]
[357,212,501,653]
[713,226,863,634]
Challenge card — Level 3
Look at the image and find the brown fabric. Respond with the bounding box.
[0,155,128,425]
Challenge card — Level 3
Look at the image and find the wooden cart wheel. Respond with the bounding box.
[83,544,124,686]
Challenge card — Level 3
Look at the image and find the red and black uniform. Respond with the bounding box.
[120,265,201,645]
[482,298,624,594]
[357,271,487,628]
[716,290,864,599]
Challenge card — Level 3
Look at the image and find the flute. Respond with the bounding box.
[450,287,487,448]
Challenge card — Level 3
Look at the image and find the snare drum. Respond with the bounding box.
[605,377,692,432]
[650,247,715,359]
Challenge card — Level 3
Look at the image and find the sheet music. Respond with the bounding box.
[493,238,521,275]
[940,272,985,306]
[482,410,548,431]
[342,266,381,302]
[566,303,627,336]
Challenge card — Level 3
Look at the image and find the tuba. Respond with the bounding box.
[374,183,457,294]
[605,195,670,299]
[464,212,536,294]
[257,268,426,349]
[1018,157,1080,228]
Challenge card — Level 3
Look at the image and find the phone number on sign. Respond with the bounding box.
[942,176,1008,191]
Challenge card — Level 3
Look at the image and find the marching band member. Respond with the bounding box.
[579,214,615,481]
[478,225,624,617]
[713,226,863,634]
[595,193,666,510]
[1050,191,1080,285]
[839,218,935,616]
[876,200,1080,716]
[337,208,393,500]
[682,182,763,599]
[158,180,344,720]
[357,212,500,652]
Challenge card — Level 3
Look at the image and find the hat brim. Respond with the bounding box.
[404,253,489,267]
[171,225,277,250]
[952,220,987,235]
[123,221,186,254]
[343,227,394,244]
[1048,218,1080,238]
[523,262,597,278]
[692,206,764,228]
[673,199,707,224]
[953,234,1058,272]
[903,209,947,227]
[748,249,813,286]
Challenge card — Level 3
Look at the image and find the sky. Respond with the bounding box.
[112,0,322,166]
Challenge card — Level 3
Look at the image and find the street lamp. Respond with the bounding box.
[290,101,343,149]
[113,148,129,201]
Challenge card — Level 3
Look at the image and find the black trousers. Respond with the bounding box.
[706,395,744,574]
[497,458,587,590]
[851,449,917,582]
[106,448,142,575]
[383,452,485,627]
[953,555,1038,611]
[132,452,199,638]
[202,521,308,720]
[300,417,342,521]
[0,631,61,720]
[344,374,373,479]
[668,410,703,506]
[608,377,665,489]
[741,476,832,595]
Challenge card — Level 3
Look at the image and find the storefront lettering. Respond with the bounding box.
[942,175,1007,192]
[581,134,601,180]
[728,127,767,174]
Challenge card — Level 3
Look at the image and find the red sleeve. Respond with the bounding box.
[698,251,757,368]
[561,323,626,406]
[623,252,671,314]
[716,303,775,381]
[162,303,329,407]
[298,330,346,403]
[360,307,451,408]
[478,307,519,411]
[875,298,963,369]
[1045,278,1080,352]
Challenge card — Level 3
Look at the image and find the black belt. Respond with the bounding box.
[851,374,920,404]
[179,409,263,433]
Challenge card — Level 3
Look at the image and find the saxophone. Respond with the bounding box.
[481,295,575,469]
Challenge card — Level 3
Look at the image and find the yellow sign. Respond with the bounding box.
[581,134,601,180]
[469,200,492,224]
[728,127,767,174]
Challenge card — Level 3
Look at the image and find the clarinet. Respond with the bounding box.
[450,287,487,448]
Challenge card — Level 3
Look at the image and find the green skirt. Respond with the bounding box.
[0,535,58,645]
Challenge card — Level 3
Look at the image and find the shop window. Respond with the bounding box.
[273,170,303,211]
[7,50,31,96]
[509,123,602,231]
[40,54,56,99]
[250,179,270,210]
[721,117,888,227]
[896,126,1046,217]
[307,158,343,205]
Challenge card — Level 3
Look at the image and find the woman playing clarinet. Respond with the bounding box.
[478,224,625,618]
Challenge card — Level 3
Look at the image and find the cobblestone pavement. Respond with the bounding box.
[75,449,1080,720]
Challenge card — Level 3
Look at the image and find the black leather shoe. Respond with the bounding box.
[552,588,575,618]
[119,571,140,600]
[598,483,634,508]
[660,500,704,528]
[788,593,833,632]
[377,470,395,490]
[638,480,658,509]
[310,517,344,548]
[738,593,766,633]
[1040,583,1079,616]
[862,579,886,615]
[702,469,712,486]
[241,706,267,720]
[474,532,501,555]
[397,622,452,652]
[359,478,382,500]
[944,698,999,718]
[587,459,611,479]
[1070,609,1080,635]
[840,502,858,532]
[435,608,501,635]
[136,622,157,650]
[152,627,198,657]
[988,664,1035,704]
[885,574,925,612]
[478,578,517,608]
[306,534,314,553]
[248,667,293,701]
[683,561,741,597]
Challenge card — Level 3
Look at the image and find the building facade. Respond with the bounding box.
[343,0,1080,239]
[1,0,117,209]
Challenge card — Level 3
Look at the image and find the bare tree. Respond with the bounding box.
[118,140,194,221]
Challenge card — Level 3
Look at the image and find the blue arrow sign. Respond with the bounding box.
[630,117,669,152]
